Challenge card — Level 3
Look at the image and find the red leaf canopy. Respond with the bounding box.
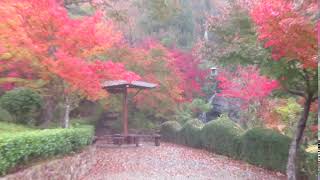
[0,0,140,99]
[216,66,279,107]
[250,0,317,68]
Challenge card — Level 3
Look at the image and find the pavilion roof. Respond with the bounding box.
[102,80,157,93]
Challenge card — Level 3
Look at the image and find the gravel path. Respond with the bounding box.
[80,142,286,180]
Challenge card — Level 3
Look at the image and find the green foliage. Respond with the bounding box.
[240,128,291,172]
[130,111,156,130]
[275,98,302,136]
[0,88,42,125]
[160,116,315,178]
[160,121,181,142]
[200,115,244,158]
[189,98,212,114]
[70,117,97,126]
[70,101,105,126]
[299,151,317,180]
[160,116,314,178]
[174,98,212,124]
[142,0,179,22]
[239,102,265,129]
[109,119,122,133]
[177,119,203,148]
[205,6,270,67]
[0,125,94,175]
[138,0,195,48]
[318,64,320,95]
[298,145,317,180]
[205,1,318,98]
[275,98,301,121]
[108,110,157,134]
[260,59,318,99]
[173,107,193,125]
[0,122,33,135]
[160,37,175,47]
[67,3,95,18]
[0,107,13,122]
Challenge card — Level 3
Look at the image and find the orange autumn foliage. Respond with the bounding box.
[0,0,138,100]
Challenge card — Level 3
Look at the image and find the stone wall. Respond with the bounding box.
[207,96,241,121]
[1,146,97,180]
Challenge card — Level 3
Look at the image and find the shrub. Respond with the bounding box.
[130,111,156,130]
[0,125,94,175]
[0,122,32,134]
[173,108,193,125]
[109,119,123,133]
[239,128,291,172]
[298,146,317,180]
[173,98,212,124]
[70,101,105,125]
[0,107,13,122]
[160,121,181,142]
[177,119,203,148]
[0,88,42,124]
[303,152,317,180]
[200,115,244,158]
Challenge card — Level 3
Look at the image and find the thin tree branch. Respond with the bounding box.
[302,69,311,91]
[64,0,92,6]
[287,89,305,97]
[283,85,305,97]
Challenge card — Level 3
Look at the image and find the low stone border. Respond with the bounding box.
[1,147,97,180]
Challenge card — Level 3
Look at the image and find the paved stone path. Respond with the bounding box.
[80,142,286,180]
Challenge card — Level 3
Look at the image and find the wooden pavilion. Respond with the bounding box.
[101,80,157,141]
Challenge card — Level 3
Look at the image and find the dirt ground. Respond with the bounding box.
[80,142,287,180]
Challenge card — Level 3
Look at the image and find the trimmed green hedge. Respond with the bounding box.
[160,117,316,178]
[177,119,203,148]
[160,121,181,142]
[0,125,94,175]
[200,116,244,158]
[240,128,291,172]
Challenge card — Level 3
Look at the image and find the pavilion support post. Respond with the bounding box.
[102,80,157,140]
[123,87,128,136]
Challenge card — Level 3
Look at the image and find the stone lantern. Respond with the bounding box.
[210,67,218,77]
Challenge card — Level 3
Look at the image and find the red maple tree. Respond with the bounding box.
[169,49,208,100]
[250,0,317,68]
[0,0,138,100]
[0,0,140,126]
[216,66,279,107]
[250,0,318,178]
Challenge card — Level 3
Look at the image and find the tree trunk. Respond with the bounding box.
[39,97,55,127]
[63,96,70,128]
[286,94,313,180]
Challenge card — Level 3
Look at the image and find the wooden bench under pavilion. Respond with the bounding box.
[101,80,160,146]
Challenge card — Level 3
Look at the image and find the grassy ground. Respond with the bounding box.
[0,117,95,135]
[0,121,34,135]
